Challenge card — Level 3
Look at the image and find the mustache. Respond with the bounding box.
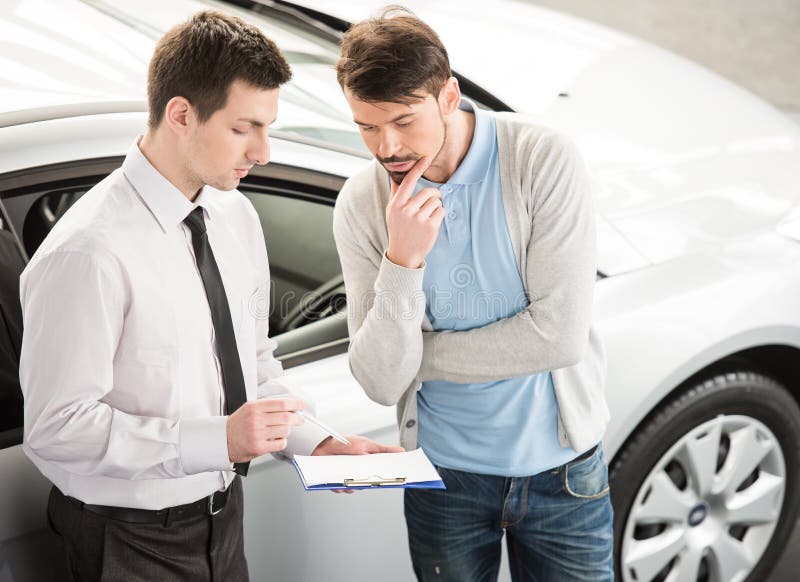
[378,155,419,164]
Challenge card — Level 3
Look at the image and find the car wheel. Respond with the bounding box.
[610,371,800,582]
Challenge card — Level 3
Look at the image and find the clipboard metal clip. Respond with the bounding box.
[343,474,407,487]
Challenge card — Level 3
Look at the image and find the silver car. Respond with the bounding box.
[1,1,799,581]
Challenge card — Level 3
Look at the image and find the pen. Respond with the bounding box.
[295,410,351,445]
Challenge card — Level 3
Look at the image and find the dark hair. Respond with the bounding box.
[336,6,451,104]
[147,10,292,128]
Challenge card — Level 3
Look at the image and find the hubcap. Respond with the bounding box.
[621,415,786,582]
[688,503,709,527]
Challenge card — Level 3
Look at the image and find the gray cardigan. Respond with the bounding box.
[332,113,610,453]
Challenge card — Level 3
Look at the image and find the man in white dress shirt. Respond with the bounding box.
[19,10,399,581]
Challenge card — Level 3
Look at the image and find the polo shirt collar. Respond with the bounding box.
[122,138,215,232]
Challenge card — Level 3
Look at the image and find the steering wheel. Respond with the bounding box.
[280,274,347,332]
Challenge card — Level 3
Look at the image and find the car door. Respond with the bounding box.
[0,161,115,582]
[0,154,408,582]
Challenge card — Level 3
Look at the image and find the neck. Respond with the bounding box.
[424,108,476,183]
[138,131,203,201]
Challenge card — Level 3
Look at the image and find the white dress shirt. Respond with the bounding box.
[19,140,328,509]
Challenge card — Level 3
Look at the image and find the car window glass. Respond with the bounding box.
[17,181,345,338]
[23,190,87,256]
[240,190,345,337]
[0,212,25,437]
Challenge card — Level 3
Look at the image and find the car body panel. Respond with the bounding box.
[596,234,800,456]
[0,112,369,181]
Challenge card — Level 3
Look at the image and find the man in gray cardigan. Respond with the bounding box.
[333,7,613,581]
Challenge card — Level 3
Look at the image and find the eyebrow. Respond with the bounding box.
[353,112,415,127]
[236,117,277,128]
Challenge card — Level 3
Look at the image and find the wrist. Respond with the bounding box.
[312,436,333,456]
[386,249,423,269]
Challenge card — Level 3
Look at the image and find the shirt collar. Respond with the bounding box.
[420,98,495,189]
[122,137,214,232]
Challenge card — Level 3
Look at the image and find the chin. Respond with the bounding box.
[208,178,238,192]
[388,171,408,185]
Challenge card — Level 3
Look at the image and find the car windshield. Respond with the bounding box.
[81,0,366,154]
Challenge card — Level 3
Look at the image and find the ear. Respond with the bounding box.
[163,96,194,136]
[437,77,461,116]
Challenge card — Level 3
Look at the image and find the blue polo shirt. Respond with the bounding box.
[415,101,579,476]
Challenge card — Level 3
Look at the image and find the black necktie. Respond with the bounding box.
[184,207,250,476]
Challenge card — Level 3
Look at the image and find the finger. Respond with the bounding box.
[261,411,304,427]
[416,195,444,219]
[253,398,305,413]
[391,156,431,203]
[261,424,292,440]
[258,437,288,454]
[367,443,405,454]
[405,187,442,213]
[428,206,447,225]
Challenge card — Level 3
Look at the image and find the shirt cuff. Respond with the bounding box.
[179,416,233,474]
[376,252,426,296]
[280,421,332,459]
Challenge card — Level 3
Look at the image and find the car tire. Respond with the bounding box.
[610,370,800,582]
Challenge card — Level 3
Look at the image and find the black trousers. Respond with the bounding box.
[47,478,249,582]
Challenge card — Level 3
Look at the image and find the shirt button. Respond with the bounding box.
[405,419,416,429]
[442,185,451,193]
[448,211,457,220]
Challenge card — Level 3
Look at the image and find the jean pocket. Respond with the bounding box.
[562,445,610,500]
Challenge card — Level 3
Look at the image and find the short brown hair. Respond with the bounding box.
[336,6,451,104]
[147,10,292,128]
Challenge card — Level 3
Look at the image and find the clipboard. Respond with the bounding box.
[291,448,446,491]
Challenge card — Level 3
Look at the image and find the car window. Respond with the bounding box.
[240,189,345,339]
[6,172,347,342]
[0,212,26,442]
[23,190,88,256]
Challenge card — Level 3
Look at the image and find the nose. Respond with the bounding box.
[249,132,270,166]
[376,128,402,159]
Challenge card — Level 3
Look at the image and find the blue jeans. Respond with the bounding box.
[404,445,614,581]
